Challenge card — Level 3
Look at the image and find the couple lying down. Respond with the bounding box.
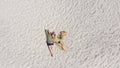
[45,29,67,57]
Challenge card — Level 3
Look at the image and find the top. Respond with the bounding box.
[45,30,53,43]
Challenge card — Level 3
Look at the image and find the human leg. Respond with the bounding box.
[59,41,66,50]
[47,42,54,57]
[48,45,53,57]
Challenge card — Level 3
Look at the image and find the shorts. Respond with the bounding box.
[58,41,60,43]
[47,42,54,46]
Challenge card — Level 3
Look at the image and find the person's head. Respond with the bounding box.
[60,31,67,36]
[48,30,52,34]
[51,32,55,38]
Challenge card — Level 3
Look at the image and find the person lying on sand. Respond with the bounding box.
[52,31,67,50]
[45,29,55,57]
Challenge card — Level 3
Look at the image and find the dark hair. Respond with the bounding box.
[51,32,55,36]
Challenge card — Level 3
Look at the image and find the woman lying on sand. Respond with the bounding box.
[52,31,67,51]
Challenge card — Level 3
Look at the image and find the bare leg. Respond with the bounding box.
[60,41,66,51]
[48,45,53,57]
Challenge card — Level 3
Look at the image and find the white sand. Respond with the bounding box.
[0,0,120,68]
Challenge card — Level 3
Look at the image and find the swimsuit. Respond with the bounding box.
[53,36,61,44]
[47,42,54,46]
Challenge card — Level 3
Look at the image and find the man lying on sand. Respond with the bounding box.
[45,29,55,57]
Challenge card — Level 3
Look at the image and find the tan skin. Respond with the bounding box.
[48,46,53,57]
[53,32,67,51]
[59,41,66,50]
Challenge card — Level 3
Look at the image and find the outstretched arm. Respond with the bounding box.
[45,29,49,35]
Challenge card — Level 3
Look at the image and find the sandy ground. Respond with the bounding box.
[0,0,120,68]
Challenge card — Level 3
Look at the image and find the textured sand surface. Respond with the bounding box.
[0,0,120,68]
